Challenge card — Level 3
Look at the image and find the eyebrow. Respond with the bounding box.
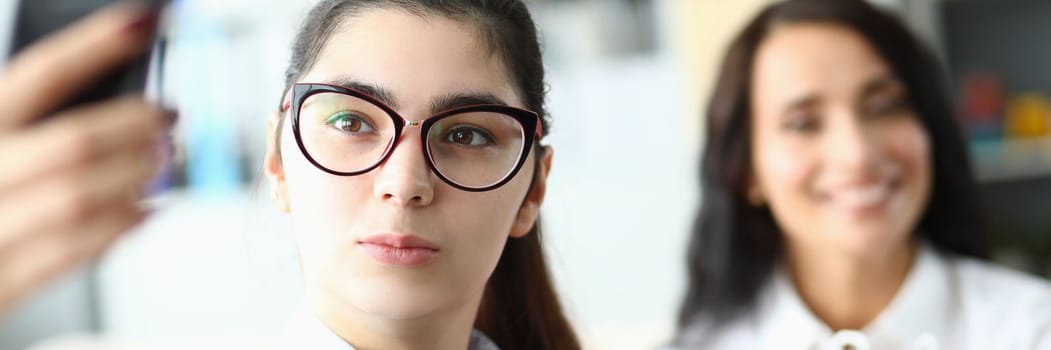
[859,75,904,98]
[321,76,399,109]
[429,92,510,115]
[782,94,820,115]
[320,76,512,115]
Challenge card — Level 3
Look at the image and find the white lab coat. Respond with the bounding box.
[675,244,1051,350]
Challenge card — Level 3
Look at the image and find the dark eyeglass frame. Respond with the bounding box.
[279,83,543,192]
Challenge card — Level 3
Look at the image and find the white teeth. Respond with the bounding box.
[835,184,889,208]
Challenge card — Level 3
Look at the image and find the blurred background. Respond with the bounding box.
[0,0,1049,349]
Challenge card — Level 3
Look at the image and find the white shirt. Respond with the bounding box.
[676,244,1051,349]
[277,307,500,350]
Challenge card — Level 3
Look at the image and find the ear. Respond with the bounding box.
[265,111,291,213]
[510,146,552,238]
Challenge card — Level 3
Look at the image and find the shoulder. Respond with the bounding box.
[951,255,1051,310]
[946,254,1051,347]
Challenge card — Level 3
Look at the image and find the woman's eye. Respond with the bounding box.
[784,115,819,133]
[867,95,910,116]
[445,126,494,146]
[326,112,375,133]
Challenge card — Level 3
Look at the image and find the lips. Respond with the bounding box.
[357,234,439,266]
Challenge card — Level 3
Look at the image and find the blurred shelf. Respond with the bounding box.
[971,136,1051,183]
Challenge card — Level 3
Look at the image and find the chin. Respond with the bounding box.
[829,223,913,260]
[339,279,450,320]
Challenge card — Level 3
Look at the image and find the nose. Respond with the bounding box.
[372,129,434,207]
[825,109,881,174]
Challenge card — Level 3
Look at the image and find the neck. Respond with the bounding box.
[784,238,917,331]
[309,288,483,350]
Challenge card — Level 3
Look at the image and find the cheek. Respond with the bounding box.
[441,191,517,275]
[446,163,533,240]
[279,134,372,256]
[441,161,534,267]
[753,133,817,208]
[885,118,932,208]
[752,129,824,246]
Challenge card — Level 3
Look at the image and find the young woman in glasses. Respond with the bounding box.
[263,1,579,349]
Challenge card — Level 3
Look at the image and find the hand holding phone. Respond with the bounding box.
[0,3,170,314]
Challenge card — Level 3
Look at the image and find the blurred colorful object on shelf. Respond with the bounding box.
[959,72,1004,140]
[1004,92,1051,139]
[961,72,1004,122]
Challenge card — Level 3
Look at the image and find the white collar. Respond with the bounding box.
[279,306,500,350]
[278,306,353,349]
[756,243,951,350]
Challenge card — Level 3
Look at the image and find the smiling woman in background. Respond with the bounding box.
[263,1,578,349]
[674,0,1051,349]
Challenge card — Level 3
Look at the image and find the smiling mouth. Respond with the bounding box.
[822,177,900,215]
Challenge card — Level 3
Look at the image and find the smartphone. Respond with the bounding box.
[8,0,170,117]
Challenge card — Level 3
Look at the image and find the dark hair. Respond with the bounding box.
[677,0,990,334]
[278,1,579,349]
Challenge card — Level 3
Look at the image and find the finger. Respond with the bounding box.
[0,3,160,130]
[0,140,158,249]
[0,96,164,194]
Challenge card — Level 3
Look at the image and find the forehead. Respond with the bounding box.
[752,23,892,101]
[299,8,522,111]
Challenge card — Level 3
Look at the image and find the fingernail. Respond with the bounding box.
[122,7,160,35]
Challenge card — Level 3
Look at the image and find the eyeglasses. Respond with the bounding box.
[280,83,543,192]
